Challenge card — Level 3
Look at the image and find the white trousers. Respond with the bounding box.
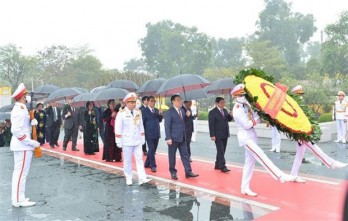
[191,118,198,142]
[271,126,281,150]
[123,144,147,181]
[290,142,335,177]
[336,119,346,141]
[241,140,284,190]
[12,150,33,203]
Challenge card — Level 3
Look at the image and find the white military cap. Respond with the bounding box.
[123,92,138,102]
[291,85,304,95]
[11,83,28,101]
[338,91,346,96]
[231,84,246,97]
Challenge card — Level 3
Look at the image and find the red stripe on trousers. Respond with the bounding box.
[303,142,330,167]
[16,151,26,202]
[245,144,278,178]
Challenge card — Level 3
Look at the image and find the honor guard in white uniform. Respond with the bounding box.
[290,86,347,183]
[333,91,347,143]
[231,84,295,197]
[115,92,151,186]
[10,83,40,207]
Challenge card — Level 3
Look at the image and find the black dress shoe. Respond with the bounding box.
[214,166,221,170]
[151,167,157,172]
[171,174,178,180]
[55,143,60,147]
[63,148,67,151]
[143,151,147,156]
[221,167,231,173]
[115,159,122,162]
[185,172,199,178]
[72,148,80,151]
[50,145,55,148]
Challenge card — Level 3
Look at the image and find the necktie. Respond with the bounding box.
[151,108,154,114]
[131,110,134,116]
[220,109,224,117]
[53,107,58,121]
[177,108,182,119]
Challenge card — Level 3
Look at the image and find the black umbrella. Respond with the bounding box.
[32,84,60,101]
[90,86,106,93]
[93,88,129,106]
[0,103,30,112]
[46,87,82,103]
[179,88,212,101]
[205,78,235,109]
[0,112,11,121]
[106,80,139,92]
[137,78,166,96]
[156,74,210,97]
[72,93,97,107]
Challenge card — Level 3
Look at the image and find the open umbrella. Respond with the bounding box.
[106,80,138,92]
[156,74,210,98]
[90,86,106,93]
[179,88,212,101]
[137,78,166,96]
[0,112,11,120]
[72,93,97,107]
[32,84,61,101]
[93,88,129,106]
[72,87,88,94]
[46,87,82,103]
[205,78,235,109]
[0,103,30,112]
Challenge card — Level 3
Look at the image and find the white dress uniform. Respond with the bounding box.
[10,83,40,207]
[231,84,294,196]
[290,87,347,182]
[270,126,281,152]
[333,92,347,143]
[115,93,150,186]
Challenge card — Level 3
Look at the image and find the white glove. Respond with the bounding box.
[31,119,38,126]
[116,137,122,148]
[30,140,40,148]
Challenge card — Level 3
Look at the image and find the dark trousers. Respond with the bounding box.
[63,125,78,149]
[144,138,159,168]
[215,138,228,169]
[142,143,147,153]
[185,131,193,158]
[45,126,51,143]
[48,122,60,146]
[168,141,192,175]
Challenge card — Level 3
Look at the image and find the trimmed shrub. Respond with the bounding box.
[197,111,208,120]
[318,113,333,123]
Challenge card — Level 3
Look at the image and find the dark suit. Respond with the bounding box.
[62,104,79,150]
[182,105,196,158]
[142,107,163,169]
[208,107,233,169]
[139,105,147,154]
[165,107,192,175]
[46,106,62,147]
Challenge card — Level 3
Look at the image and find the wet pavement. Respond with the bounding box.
[0,130,347,221]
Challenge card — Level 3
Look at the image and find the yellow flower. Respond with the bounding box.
[244,75,312,134]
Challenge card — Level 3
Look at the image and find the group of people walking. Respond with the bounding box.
[8,81,348,208]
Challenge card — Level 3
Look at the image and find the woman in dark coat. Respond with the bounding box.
[102,99,122,162]
[83,101,99,155]
[34,103,46,145]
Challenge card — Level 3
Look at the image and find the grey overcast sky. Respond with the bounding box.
[0,0,347,70]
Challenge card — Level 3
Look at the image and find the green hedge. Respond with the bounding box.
[198,111,208,120]
[318,113,333,123]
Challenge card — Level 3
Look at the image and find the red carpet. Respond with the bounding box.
[42,141,347,220]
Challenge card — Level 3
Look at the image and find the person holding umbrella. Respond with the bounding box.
[139,96,149,156]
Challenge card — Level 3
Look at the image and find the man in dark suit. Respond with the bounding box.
[208,97,233,173]
[45,101,62,148]
[182,100,197,162]
[142,96,163,172]
[139,96,149,155]
[165,95,199,180]
[62,98,80,151]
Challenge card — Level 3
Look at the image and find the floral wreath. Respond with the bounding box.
[234,68,322,142]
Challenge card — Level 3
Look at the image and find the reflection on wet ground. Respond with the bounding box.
[0,148,271,221]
